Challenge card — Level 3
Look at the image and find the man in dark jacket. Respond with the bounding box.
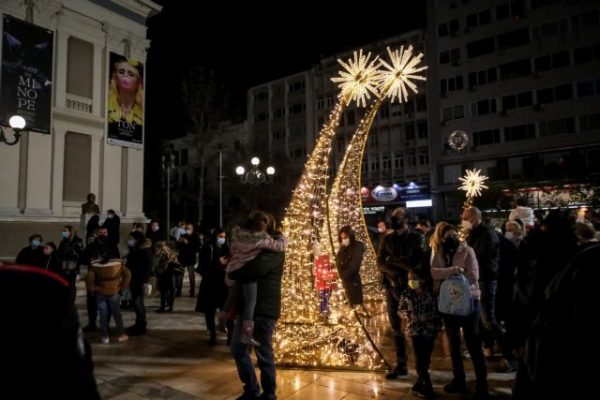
[377,207,425,379]
[228,232,284,400]
[462,207,509,364]
[80,226,120,331]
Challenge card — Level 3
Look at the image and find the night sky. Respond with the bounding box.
[145,2,426,139]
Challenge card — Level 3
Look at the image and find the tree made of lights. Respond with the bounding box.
[275,46,427,370]
[326,46,428,295]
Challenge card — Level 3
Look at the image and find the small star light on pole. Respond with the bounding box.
[458,169,489,198]
[331,49,381,107]
[378,45,427,103]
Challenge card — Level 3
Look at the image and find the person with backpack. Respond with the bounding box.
[430,222,489,400]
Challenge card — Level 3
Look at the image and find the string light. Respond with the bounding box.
[276,45,427,371]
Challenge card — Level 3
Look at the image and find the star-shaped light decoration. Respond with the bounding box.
[378,46,428,103]
[331,49,381,108]
[458,169,489,198]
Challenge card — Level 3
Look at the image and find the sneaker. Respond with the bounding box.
[443,379,467,394]
[117,334,129,343]
[100,337,110,344]
[240,337,261,347]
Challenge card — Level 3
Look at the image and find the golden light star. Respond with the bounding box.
[378,45,427,103]
[458,169,489,198]
[331,49,381,108]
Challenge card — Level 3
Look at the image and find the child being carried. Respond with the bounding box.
[223,211,287,346]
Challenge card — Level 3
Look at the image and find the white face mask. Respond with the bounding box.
[151,225,159,232]
[505,232,514,240]
[461,220,473,231]
[341,238,350,247]
[377,227,386,233]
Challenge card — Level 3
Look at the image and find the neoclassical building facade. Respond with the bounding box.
[0,0,160,258]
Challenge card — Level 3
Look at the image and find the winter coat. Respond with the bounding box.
[15,246,45,268]
[336,240,365,306]
[377,230,425,288]
[229,235,284,320]
[430,241,481,300]
[196,243,230,314]
[85,260,131,296]
[126,240,153,294]
[466,223,499,282]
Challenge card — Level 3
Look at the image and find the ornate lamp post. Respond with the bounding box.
[0,115,27,146]
[235,156,275,209]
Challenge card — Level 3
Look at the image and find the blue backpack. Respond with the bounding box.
[438,274,473,316]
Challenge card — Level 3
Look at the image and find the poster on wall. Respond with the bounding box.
[107,52,144,149]
[1,14,53,133]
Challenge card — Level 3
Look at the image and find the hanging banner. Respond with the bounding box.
[1,14,53,133]
[107,52,144,149]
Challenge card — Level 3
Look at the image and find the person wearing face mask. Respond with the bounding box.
[57,225,84,304]
[461,207,512,372]
[370,220,389,251]
[430,222,489,399]
[125,231,152,336]
[377,207,426,379]
[80,226,121,332]
[43,242,62,274]
[104,210,121,248]
[335,225,365,307]
[196,228,231,345]
[16,234,46,268]
[176,223,200,297]
[145,219,161,248]
[398,268,440,398]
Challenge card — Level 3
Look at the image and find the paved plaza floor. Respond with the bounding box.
[78,280,515,399]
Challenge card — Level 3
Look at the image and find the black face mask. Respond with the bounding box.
[443,237,460,252]
[391,216,406,231]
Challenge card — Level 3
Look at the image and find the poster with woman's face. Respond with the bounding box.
[107,52,144,149]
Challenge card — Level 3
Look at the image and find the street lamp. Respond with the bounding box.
[235,156,275,208]
[161,151,175,240]
[0,115,27,146]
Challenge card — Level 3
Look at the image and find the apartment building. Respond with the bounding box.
[247,30,432,219]
[427,0,600,219]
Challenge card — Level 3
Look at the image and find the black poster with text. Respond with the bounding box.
[1,14,53,133]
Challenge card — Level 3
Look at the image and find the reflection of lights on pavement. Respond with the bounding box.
[293,376,301,390]
[329,381,335,390]
[373,385,379,396]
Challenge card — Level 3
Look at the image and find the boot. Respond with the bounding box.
[240,320,260,346]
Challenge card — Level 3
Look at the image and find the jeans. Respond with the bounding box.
[131,291,146,326]
[86,293,97,326]
[231,316,277,399]
[442,300,488,391]
[319,289,331,313]
[97,294,124,337]
[242,282,257,321]
[480,280,512,359]
[383,283,407,367]
[412,335,435,379]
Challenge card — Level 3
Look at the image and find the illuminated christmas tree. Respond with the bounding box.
[275,46,427,370]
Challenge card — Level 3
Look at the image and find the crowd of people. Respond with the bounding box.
[7,191,599,399]
[365,202,599,399]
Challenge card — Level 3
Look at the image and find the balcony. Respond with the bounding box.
[66,93,93,114]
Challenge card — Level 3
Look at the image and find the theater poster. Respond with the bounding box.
[106,52,144,149]
[1,14,53,133]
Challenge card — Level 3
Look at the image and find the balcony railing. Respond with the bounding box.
[65,93,93,114]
